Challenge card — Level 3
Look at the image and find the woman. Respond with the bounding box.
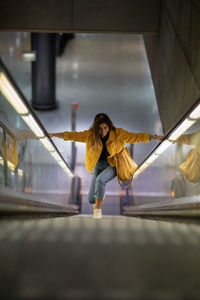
[49,113,162,219]
[173,130,200,183]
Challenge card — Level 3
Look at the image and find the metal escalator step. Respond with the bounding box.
[0,215,200,299]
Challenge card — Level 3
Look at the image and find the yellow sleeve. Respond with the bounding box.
[63,130,90,143]
[118,128,151,144]
[176,131,200,146]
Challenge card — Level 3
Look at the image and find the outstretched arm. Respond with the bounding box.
[49,132,64,139]
[49,129,90,143]
[174,131,200,146]
[118,128,163,144]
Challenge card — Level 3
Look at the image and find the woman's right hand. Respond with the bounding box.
[48,132,64,139]
[48,133,54,139]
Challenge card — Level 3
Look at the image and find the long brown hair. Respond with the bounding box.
[89,113,115,150]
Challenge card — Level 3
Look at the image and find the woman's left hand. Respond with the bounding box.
[151,135,164,142]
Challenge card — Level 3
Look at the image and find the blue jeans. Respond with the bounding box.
[88,160,117,204]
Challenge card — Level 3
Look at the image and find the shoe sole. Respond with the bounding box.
[93,208,103,219]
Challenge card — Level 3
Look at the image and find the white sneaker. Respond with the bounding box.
[93,208,103,219]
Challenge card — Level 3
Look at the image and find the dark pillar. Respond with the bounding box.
[31,33,58,110]
[71,102,79,171]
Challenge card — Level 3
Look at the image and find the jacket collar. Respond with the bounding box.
[99,129,115,146]
[106,129,115,144]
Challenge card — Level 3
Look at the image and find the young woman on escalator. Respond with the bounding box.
[49,113,162,219]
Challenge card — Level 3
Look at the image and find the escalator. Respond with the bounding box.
[1,213,200,299]
[1,59,200,299]
[0,58,81,215]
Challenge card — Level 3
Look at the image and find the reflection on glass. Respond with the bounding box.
[133,117,200,205]
[0,126,5,186]
[21,114,45,138]
[175,129,200,183]
[0,69,72,176]
[0,72,28,114]
[6,131,18,170]
[169,118,196,141]
[39,137,55,152]
[0,68,73,205]
[190,104,200,119]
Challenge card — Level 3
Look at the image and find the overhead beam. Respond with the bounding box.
[0,0,160,33]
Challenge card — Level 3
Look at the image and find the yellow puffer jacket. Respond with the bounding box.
[63,128,151,173]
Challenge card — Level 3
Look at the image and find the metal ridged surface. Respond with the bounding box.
[1,214,200,299]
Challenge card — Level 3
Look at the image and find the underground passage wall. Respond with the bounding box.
[144,0,200,134]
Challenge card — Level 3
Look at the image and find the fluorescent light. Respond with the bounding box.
[138,163,149,174]
[57,159,73,175]
[134,142,170,178]
[22,50,36,62]
[50,152,73,176]
[7,161,15,171]
[133,104,200,179]
[73,62,79,70]
[21,114,44,138]
[155,140,171,155]
[63,167,73,177]
[190,104,200,119]
[39,137,55,152]
[133,169,140,178]
[169,118,195,141]
[0,156,4,165]
[140,162,149,171]
[133,162,149,178]
[146,153,159,165]
[50,151,62,162]
[58,160,66,169]
[18,169,23,176]
[0,72,28,114]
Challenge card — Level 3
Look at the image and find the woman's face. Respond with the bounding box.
[99,123,109,138]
